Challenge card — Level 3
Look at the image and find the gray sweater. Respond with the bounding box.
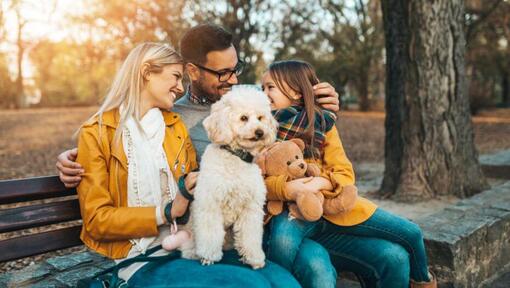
[173,85,260,159]
[172,95,211,159]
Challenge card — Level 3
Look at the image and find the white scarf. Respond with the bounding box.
[122,108,179,253]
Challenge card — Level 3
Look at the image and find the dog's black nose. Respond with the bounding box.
[299,163,305,169]
[255,129,264,138]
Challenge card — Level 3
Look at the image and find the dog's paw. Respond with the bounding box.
[200,258,216,266]
[197,248,223,265]
[242,250,266,269]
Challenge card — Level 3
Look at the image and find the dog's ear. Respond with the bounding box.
[203,101,234,144]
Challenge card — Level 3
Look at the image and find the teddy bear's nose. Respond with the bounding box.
[299,163,305,169]
[255,129,264,139]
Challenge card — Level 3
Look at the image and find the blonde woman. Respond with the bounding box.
[76,42,299,287]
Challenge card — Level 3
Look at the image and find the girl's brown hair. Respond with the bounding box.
[268,60,324,155]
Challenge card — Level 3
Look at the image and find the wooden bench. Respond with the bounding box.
[0,176,83,263]
[0,176,115,287]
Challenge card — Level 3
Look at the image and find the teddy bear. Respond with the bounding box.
[256,138,358,221]
[256,138,324,221]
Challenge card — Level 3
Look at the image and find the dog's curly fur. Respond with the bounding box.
[181,87,278,269]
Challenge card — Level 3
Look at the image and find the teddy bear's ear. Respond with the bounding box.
[255,142,282,175]
[289,138,305,151]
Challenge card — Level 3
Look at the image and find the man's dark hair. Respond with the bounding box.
[180,23,234,65]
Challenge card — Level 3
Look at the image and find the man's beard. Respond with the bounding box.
[193,77,233,103]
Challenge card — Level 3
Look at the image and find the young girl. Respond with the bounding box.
[75,42,299,288]
[261,60,437,288]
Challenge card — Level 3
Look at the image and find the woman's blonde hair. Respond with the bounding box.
[82,42,183,144]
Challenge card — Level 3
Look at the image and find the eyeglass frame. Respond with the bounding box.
[192,60,245,82]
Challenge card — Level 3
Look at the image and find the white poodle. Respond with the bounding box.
[181,86,278,269]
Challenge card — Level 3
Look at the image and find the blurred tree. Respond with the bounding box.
[465,0,510,111]
[0,54,16,109]
[12,0,28,108]
[274,0,385,111]
[380,0,488,201]
[29,40,116,106]
[77,0,190,60]
[0,1,16,108]
[188,0,272,83]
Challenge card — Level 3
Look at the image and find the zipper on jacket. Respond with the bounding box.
[172,135,186,174]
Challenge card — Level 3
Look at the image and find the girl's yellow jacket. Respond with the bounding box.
[76,109,198,259]
[265,126,377,226]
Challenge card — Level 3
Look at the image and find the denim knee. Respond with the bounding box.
[267,213,309,270]
[379,244,410,287]
[294,239,337,288]
[405,221,425,247]
[267,231,301,270]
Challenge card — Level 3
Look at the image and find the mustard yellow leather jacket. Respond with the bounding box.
[76,109,198,259]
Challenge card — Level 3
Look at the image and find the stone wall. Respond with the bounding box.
[0,251,113,287]
[417,181,510,287]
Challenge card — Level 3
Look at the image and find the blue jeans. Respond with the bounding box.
[268,208,431,288]
[128,249,300,287]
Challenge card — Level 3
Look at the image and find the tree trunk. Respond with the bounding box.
[502,70,509,107]
[15,44,25,108]
[357,71,371,111]
[15,14,26,109]
[380,0,488,201]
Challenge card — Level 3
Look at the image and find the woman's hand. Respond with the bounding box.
[184,172,199,191]
[169,172,198,221]
[170,189,194,219]
[56,148,83,188]
[313,82,340,112]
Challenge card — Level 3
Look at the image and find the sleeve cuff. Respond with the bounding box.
[155,205,165,226]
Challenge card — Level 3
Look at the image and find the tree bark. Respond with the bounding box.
[502,70,509,107]
[380,0,488,201]
[15,7,26,109]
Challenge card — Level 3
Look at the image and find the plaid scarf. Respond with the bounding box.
[272,106,337,159]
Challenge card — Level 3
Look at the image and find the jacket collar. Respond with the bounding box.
[101,108,182,172]
[100,108,182,128]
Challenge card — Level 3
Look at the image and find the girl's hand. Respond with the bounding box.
[285,177,333,200]
[313,82,340,112]
[284,177,315,199]
[308,177,334,191]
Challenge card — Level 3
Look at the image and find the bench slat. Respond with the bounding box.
[482,165,510,180]
[0,176,76,204]
[0,199,81,233]
[0,226,83,262]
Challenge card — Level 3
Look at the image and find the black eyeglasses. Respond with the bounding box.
[193,60,245,82]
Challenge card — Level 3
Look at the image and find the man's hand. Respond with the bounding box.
[313,82,340,112]
[56,148,83,188]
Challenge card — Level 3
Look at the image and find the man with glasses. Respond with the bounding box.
[174,24,339,156]
[56,23,340,287]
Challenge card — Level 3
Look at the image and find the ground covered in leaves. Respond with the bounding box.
[1,106,509,180]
